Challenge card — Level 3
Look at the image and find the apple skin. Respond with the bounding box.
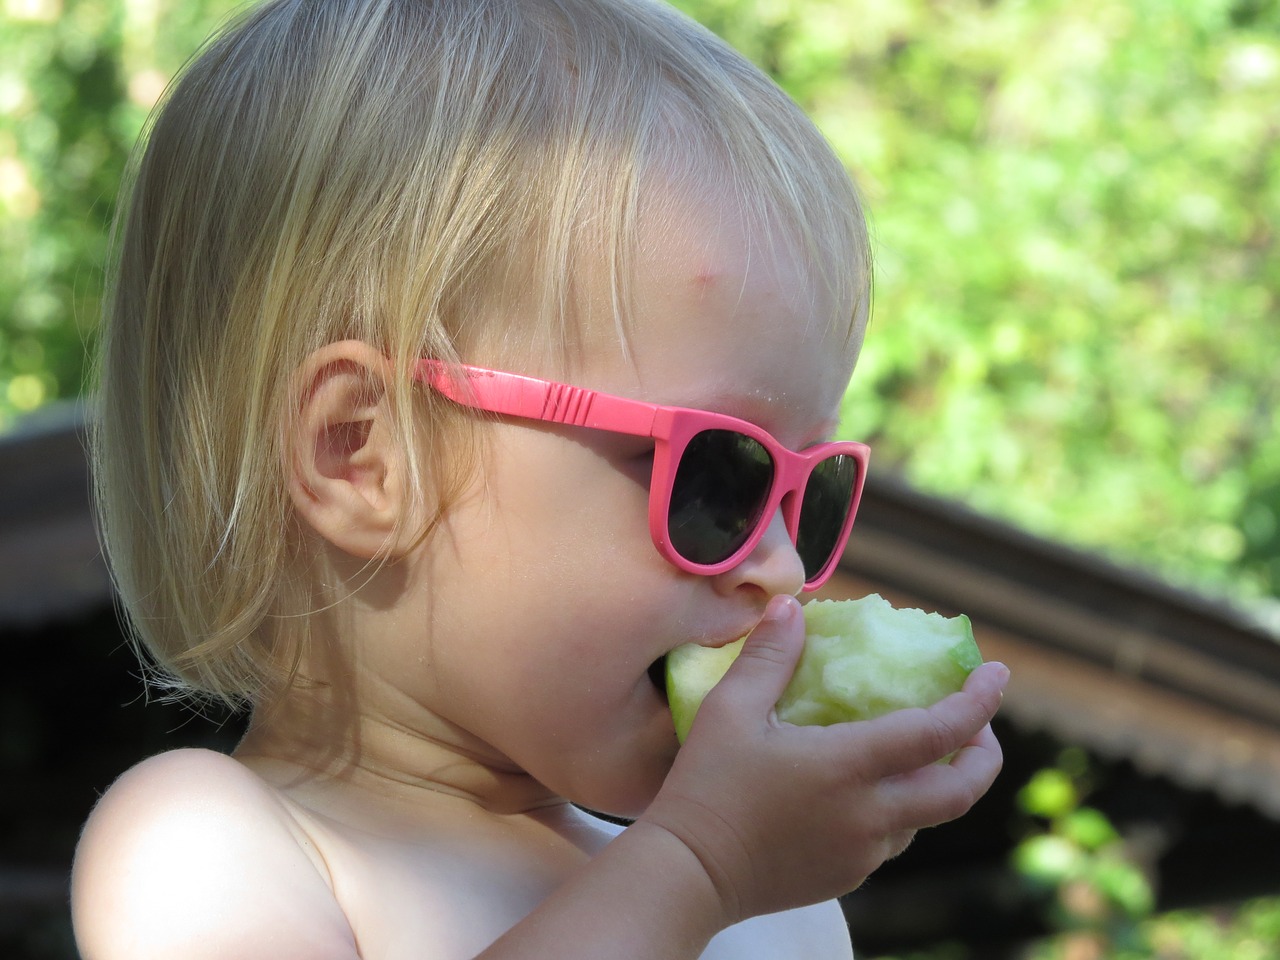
[666,594,982,743]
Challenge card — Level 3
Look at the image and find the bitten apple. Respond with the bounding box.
[666,593,982,743]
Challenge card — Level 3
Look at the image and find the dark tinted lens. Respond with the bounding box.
[668,430,773,564]
[796,454,859,580]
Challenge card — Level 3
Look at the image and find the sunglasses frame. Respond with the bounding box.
[415,360,870,590]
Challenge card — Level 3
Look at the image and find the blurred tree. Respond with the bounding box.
[0,0,240,421]
[1006,751,1280,960]
[2,0,1278,607]
[677,0,1280,607]
[2,0,126,419]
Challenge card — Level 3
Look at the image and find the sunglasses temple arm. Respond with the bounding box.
[415,361,661,438]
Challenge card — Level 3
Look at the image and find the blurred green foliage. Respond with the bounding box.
[1006,751,1280,960]
[2,0,1278,607]
[674,0,1280,606]
[0,0,244,417]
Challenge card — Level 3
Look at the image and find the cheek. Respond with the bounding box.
[420,425,682,689]
[488,430,656,575]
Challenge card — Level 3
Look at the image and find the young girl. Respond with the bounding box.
[71,0,1007,957]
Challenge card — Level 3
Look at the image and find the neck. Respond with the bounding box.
[234,677,563,820]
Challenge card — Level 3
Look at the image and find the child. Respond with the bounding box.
[72,0,1007,957]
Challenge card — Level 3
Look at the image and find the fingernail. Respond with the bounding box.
[991,662,1011,689]
[763,594,800,624]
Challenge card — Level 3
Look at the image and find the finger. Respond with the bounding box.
[964,660,1011,701]
[878,724,1004,830]
[885,829,917,862]
[843,661,1009,778]
[946,722,1004,792]
[711,594,805,715]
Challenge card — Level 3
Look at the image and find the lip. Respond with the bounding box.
[692,616,761,649]
[705,617,761,651]
[647,618,759,702]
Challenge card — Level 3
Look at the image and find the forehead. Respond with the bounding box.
[575,179,863,437]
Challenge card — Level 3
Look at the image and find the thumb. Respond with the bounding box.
[717,594,806,714]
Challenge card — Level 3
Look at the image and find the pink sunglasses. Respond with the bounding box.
[415,361,870,590]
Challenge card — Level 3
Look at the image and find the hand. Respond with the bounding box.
[640,594,1007,925]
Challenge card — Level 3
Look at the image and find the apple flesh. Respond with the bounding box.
[666,594,982,743]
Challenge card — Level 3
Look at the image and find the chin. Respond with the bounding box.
[567,764,671,822]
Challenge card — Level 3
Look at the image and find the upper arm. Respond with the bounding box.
[72,749,360,960]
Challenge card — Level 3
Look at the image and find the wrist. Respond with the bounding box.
[615,817,736,943]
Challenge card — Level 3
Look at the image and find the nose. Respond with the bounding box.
[710,508,806,599]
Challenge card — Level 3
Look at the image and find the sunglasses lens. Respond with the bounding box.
[796,454,860,580]
[668,429,773,565]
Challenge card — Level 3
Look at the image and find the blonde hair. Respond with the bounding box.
[93,0,870,709]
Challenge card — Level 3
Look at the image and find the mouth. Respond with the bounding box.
[647,656,668,705]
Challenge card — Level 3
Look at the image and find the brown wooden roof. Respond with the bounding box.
[817,477,1280,820]
[0,404,107,626]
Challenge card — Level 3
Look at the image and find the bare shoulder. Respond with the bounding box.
[72,748,358,960]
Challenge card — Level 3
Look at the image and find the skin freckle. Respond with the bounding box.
[690,265,720,288]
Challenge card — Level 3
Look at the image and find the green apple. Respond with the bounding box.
[666,593,982,743]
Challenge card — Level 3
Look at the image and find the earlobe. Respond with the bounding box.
[286,341,416,560]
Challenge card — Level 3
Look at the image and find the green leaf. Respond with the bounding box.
[1018,768,1078,819]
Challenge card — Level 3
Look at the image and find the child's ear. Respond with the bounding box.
[286,340,420,559]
